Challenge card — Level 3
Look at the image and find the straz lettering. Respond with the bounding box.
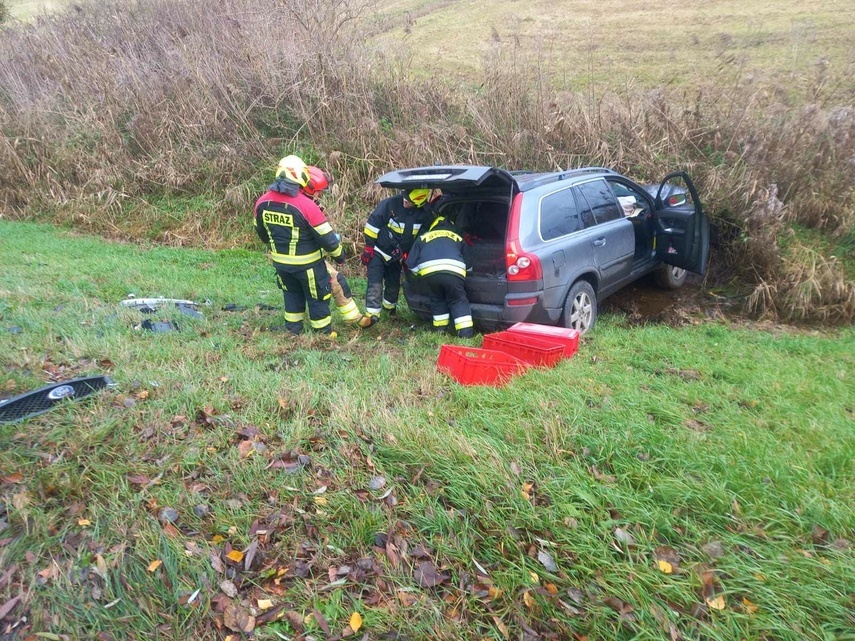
[422,230,461,243]
[263,211,294,227]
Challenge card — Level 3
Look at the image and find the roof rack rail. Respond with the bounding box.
[517,166,617,192]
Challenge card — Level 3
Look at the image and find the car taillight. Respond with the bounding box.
[505,193,542,281]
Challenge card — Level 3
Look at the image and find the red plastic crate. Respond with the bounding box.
[436,345,528,386]
[506,322,580,358]
[482,331,565,368]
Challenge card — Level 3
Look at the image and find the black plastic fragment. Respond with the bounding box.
[177,303,203,319]
[141,319,178,332]
[222,303,247,312]
[0,376,115,424]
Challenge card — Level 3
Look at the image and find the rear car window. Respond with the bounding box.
[540,189,585,240]
[577,179,622,224]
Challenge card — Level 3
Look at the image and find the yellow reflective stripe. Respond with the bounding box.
[433,314,450,327]
[307,268,317,299]
[327,244,343,258]
[420,265,467,278]
[285,311,305,322]
[338,300,361,322]
[388,219,405,232]
[310,315,332,329]
[364,224,379,239]
[429,216,443,230]
[264,219,277,254]
[314,222,333,235]
[382,300,396,310]
[269,250,322,265]
[288,226,300,256]
[454,316,474,330]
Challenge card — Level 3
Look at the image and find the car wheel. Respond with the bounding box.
[654,264,687,289]
[562,280,597,334]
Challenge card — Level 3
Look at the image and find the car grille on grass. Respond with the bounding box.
[0,376,115,424]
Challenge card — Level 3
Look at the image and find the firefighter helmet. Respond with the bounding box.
[275,155,310,187]
[405,188,431,208]
[304,166,330,197]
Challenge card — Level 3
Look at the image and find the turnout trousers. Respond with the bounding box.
[365,253,402,316]
[423,272,474,337]
[274,262,333,334]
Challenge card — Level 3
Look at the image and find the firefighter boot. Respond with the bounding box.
[357,314,379,329]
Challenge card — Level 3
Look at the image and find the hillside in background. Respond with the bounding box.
[369,0,855,89]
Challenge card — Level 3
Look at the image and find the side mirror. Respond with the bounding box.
[667,193,687,207]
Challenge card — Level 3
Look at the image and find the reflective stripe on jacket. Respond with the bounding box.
[406,216,469,279]
[363,194,433,257]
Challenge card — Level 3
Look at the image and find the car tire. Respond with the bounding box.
[654,264,687,289]
[562,280,597,334]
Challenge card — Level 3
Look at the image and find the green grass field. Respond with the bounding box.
[5,0,64,20]
[1,221,853,639]
[370,0,855,89]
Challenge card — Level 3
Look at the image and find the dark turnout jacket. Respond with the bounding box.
[405,215,469,279]
[254,179,343,268]
[363,194,434,261]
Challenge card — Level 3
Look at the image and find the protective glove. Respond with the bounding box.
[360,246,374,266]
[333,252,346,265]
[390,247,403,263]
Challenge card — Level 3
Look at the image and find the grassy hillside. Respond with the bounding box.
[369,0,855,89]
[1,221,853,639]
[5,0,65,20]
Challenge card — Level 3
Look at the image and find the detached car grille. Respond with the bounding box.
[0,376,115,424]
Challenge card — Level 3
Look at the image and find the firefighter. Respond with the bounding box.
[360,188,435,326]
[405,212,474,338]
[254,155,345,335]
[302,165,373,328]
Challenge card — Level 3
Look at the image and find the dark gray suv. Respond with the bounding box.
[375,166,709,333]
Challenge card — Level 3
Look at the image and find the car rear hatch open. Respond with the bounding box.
[375,166,519,199]
[379,167,519,318]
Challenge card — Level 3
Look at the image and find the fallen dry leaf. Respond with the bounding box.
[414,561,447,588]
[657,560,674,574]
[742,597,759,613]
[219,580,238,598]
[224,603,256,633]
[614,528,636,547]
[78,518,92,527]
[706,595,726,611]
[225,550,244,563]
[349,611,363,632]
[537,549,558,573]
[257,599,273,611]
[523,590,535,609]
[147,559,162,572]
[0,596,21,620]
[654,546,681,574]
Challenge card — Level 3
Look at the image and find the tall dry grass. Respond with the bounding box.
[0,0,853,322]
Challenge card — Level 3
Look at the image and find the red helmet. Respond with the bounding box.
[303,166,330,198]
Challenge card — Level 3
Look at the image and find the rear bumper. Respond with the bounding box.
[406,290,558,331]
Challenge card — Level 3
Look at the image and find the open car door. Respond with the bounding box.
[652,172,709,275]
